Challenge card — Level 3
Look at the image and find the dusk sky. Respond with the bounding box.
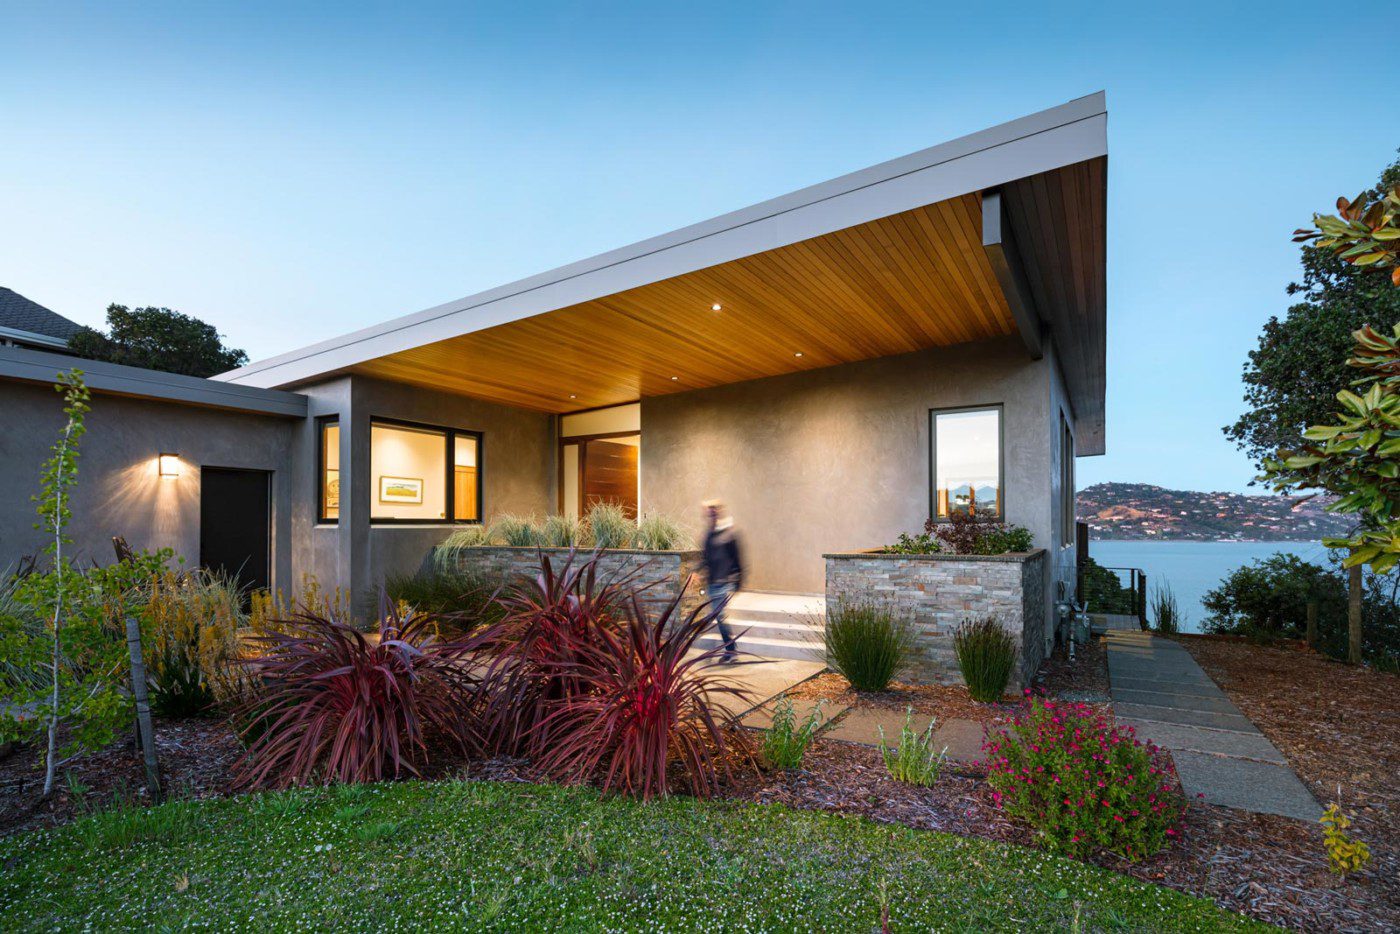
[3,2,1394,494]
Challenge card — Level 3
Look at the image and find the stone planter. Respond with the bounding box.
[432,545,706,620]
[823,549,1047,688]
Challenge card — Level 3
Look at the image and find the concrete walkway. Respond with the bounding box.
[1106,630,1321,821]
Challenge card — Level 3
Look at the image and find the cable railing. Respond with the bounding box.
[1080,564,1148,630]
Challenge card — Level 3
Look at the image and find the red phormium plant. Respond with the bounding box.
[460,550,753,798]
[981,693,1186,861]
[234,596,476,789]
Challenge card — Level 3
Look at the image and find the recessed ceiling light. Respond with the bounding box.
[569,394,577,399]
[670,376,679,381]
[711,303,722,311]
[794,351,804,357]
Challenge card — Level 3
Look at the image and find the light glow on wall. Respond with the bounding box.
[158,453,181,478]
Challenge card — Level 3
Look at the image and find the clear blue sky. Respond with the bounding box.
[2,2,1394,494]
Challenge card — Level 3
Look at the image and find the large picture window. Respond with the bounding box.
[318,417,340,524]
[930,406,1002,520]
[370,418,482,524]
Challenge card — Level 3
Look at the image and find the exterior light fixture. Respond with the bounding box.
[158,453,181,478]
[711,303,722,311]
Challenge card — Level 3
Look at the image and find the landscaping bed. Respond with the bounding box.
[0,780,1261,932]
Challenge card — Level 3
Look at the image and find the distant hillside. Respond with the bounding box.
[1076,482,1353,541]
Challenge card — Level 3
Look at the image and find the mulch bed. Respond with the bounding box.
[2,636,1395,930]
[0,718,241,838]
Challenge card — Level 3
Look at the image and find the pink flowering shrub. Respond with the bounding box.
[982,694,1186,861]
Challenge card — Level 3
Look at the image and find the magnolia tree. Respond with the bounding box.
[1263,324,1400,575]
[1294,184,1400,287]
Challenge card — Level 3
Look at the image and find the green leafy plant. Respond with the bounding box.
[824,600,913,692]
[585,502,634,550]
[984,696,1186,861]
[760,695,824,770]
[1320,803,1372,875]
[878,707,946,786]
[885,532,941,555]
[1295,185,1400,287]
[1149,584,1181,635]
[952,616,1017,702]
[918,512,1034,555]
[636,513,687,551]
[1263,324,1400,573]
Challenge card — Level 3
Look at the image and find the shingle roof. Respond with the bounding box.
[0,287,83,342]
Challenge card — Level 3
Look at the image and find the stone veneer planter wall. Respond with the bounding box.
[432,546,706,619]
[823,549,1047,689]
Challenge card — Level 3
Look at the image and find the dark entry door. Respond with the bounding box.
[200,467,270,593]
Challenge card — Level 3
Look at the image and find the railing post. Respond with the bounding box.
[1137,572,1148,632]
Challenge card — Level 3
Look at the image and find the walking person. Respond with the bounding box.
[701,499,744,662]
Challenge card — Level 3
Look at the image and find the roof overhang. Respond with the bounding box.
[219,93,1107,452]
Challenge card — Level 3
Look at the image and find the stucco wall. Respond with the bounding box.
[0,379,297,587]
[330,375,556,614]
[641,336,1061,594]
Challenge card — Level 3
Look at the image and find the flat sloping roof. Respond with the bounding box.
[219,93,1107,449]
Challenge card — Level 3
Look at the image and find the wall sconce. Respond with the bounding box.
[158,453,181,479]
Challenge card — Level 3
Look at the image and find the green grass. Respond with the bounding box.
[0,781,1264,932]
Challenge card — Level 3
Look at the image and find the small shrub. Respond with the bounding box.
[885,532,941,555]
[585,502,635,550]
[1150,584,1181,635]
[542,513,586,548]
[249,574,353,635]
[983,696,1186,861]
[235,596,476,788]
[952,616,1017,703]
[495,514,544,547]
[761,695,824,770]
[824,601,913,692]
[878,707,946,786]
[1320,804,1371,875]
[636,513,687,551]
[927,512,1034,555]
[141,568,247,716]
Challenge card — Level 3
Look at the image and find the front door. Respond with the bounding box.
[581,438,639,518]
[199,467,270,593]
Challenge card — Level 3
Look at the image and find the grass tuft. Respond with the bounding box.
[878,707,947,786]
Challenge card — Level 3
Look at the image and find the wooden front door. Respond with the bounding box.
[582,439,638,518]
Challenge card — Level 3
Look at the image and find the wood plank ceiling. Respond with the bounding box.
[353,192,1017,412]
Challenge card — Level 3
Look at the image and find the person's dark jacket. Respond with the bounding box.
[702,524,744,589]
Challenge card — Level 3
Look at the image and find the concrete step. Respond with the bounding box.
[725,617,825,640]
[695,633,825,662]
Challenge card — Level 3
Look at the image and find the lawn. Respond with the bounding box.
[0,781,1263,932]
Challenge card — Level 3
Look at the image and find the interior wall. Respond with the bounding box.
[641,336,1057,593]
[0,379,297,589]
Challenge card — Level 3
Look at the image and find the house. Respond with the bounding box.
[0,94,1107,677]
[0,287,82,352]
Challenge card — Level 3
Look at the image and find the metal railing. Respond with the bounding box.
[1080,564,1148,630]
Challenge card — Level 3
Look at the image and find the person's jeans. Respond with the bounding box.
[708,581,738,658]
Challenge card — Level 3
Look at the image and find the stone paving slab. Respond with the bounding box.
[1113,688,1241,714]
[823,708,937,747]
[1172,750,1322,821]
[1113,702,1258,733]
[931,718,986,763]
[1110,676,1225,698]
[740,698,848,731]
[1118,718,1287,763]
[1108,663,1219,685]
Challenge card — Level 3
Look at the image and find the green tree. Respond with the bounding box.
[1225,156,1400,468]
[0,372,134,795]
[68,304,248,377]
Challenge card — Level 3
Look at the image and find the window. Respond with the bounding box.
[318,417,340,523]
[1059,413,1075,546]
[930,406,1002,520]
[370,418,482,524]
